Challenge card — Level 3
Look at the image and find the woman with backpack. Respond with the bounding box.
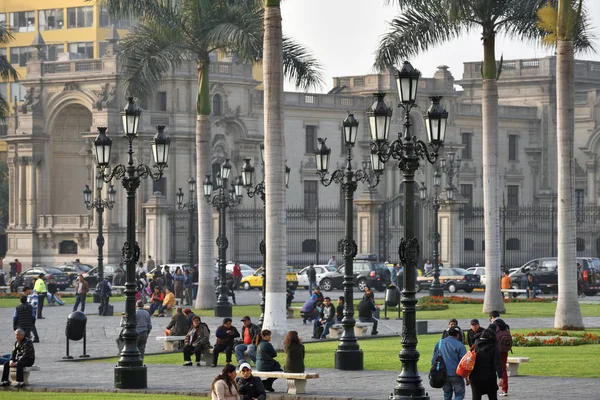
[467,328,503,400]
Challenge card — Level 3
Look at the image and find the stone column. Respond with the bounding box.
[28,158,37,228]
[354,188,383,258]
[438,200,468,267]
[587,160,596,205]
[8,159,15,227]
[142,193,171,265]
[18,158,27,228]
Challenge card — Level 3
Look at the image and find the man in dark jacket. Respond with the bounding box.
[488,310,510,396]
[465,319,484,347]
[13,296,36,342]
[235,316,260,364]
[307,263,317,292]
[183,315,210,366]
[1,328,35,387]
[336,296,344,323]
[236,362,266,400]
[166,307,190,337]
[313,297,336,339]
[98,277,112,316]
[212,317,240,367]
[441,318,464,344]
[357,297,378,335]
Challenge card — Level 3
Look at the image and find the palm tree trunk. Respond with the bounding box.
[262,0,287,348]
[481,31,505,313]
[554,32,584,328]
[195,64,216,309]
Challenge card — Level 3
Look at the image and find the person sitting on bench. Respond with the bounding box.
[148,287,164,316]
[183,316,210,366]
[357,297,378,335]
[157,287,175,317]
[1,328,35,388]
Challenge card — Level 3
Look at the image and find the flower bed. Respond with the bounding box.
[513,330,600,347]
[503,297,556,303]
[420,295,482,304]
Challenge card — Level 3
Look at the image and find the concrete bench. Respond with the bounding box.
[252,371,319,394]
[112,285,126,295]
[329,322,373,337]
[0,286,10,294]
[506,357,530,376]
[156,335,187,351]
[10,365,40,385]
[501,288,527,298]
[286,306,302,319]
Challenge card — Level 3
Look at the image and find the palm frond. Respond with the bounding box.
[282,36,324,91]
[375,3,472,71]
[118,21,191,97]
[0,55,19,83]
[0,21,15,46]
[0,95,11,121]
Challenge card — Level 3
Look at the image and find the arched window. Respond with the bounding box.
[576,238,585,252]
[212,94,222,116]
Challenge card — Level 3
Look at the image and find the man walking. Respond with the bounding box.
[146,255,156,272]
[232,262,242,291]
[98,277,112,316]
[73,274,89,313]
[488,310,512,397]
[432,326,466,400]
[23,287,40,342]
[33,273,47,319]
[135,300,152,359]
[307,263,317,292]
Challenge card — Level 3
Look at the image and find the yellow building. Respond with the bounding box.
[0,0,131,105]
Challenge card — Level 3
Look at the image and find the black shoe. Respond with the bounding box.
[33,339,40,343]
[183,361,192,366]
[196,362,201,366]
[371,331,378,336]
[38,317,46,319]
[311,336,318,339]
[15,382,25,388]
[0,381,10,387]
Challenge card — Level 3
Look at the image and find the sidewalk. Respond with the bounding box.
[1,299,599,399]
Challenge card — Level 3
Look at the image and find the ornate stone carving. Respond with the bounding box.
[63,82,80,92]
[19,87,41,114]
[93,83,117,111]
[574,159,586,177]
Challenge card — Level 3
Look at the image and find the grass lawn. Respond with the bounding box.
[0,295,125,308]
[112,329,600,378]
[0,393,207,400]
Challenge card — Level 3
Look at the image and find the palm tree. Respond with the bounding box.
[0,21,19,120]
[538,0,594,330]
[103,0,322,310]
[375,0,592,313]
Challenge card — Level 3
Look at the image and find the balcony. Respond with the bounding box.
[38,215,91,230]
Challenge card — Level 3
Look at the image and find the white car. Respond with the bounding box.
[466,266,486,286]
[214,262,256,278]
[296,264,337,288]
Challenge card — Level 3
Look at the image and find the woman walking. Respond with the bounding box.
[467,328,503,400]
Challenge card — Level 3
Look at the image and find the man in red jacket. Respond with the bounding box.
[232,262,242,291]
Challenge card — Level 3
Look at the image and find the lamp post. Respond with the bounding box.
[369,61,448,400]
[204,159,244,317]
[83,173,116,307]
[177,177,197,273]
[314,113,384,371]
[241,144,290,326]
[419,153,461,297]
[94,97,171,389]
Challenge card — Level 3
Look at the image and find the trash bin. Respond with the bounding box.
[384,284,401,320]
[63,311,89,359]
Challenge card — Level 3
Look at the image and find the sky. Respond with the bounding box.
[280,0,600,93]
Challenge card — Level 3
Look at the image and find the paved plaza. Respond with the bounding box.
[1,290,599,399]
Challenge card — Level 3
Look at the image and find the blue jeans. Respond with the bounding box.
[308,280,317,292]
[443,375,465,400]
[526,286,538,299]
[314,319,335,338]
[148,302,161,316]
[73,293,86,312]
[192,283,198,300]
[234,344,256,363]
[47,293,64,305]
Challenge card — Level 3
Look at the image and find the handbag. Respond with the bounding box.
[429,340,447,388]
[259,347,282,371]
[456,346,476,378]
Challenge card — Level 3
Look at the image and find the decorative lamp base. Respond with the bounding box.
[114,365,147,389]
[428,287,444,297]
[334,349,364,371]
[214,303,232,318]
[390,388,430,400]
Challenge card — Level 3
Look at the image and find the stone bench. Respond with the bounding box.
[501,288,527,298]
[0,286,10,294]
[10,365,40,385]
[506,357,530,376]
[112,286,126,295]
[329,322,373,338]
[286,306,302,319]
[156,335,187,351]
[252,371,319,394]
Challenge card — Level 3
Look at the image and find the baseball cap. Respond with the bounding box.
[237,362,252,372]
[448,326,461,336]
[241,316,251,322]
[470,319,480,325]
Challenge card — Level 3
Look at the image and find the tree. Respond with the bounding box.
[374,0,591,313]
[0,21,19,120]
[538,0,594,330]
[102,0,322,310]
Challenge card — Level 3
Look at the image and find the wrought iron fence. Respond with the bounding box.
[168,209,197,263]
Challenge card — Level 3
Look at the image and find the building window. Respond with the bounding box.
[0,48,6,60]
[0,83,7,100]
[156,91,167,112]
[302,239,319,253]
[212,94,222,116]
[39,9,64,31]
[67,7,94,29]
[152,178,166,196]
[460,184,473,206]
[43,44,60,61]
[68,42,94,59]
[10,47,33,67]
[305,125,317,154]
[10,83,26,102]
[10,11,35,32]
[0,14,5,25]
[576,189,584,222]
[506,238,520,251]
[304,181,318,211]
[461,132,472,160]
[99,7,135,29]
[464,238,474,251]
[508,135,518,161]
[507,185,519,207]
[99,41,108,57]
[576,237,585,252]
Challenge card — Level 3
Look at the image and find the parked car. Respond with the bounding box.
[318,260,390,292]
[240,266,298,290]
[147,263,191,281]
[416,267,481,293]
[9,266,71,291]
[55,262,93,286]
[466,266,491,286]
[82,264,121,287]
[296,264,337,288]
[222,262,255,278]
[510,257,600,295]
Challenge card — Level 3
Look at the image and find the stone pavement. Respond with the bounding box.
[1,295,599,399]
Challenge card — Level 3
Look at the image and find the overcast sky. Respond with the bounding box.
[280,0,600,93]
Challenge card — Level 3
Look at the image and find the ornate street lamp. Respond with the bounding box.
[95,97,170,389]
[177,177,197,282]
[369,61,448,399]
[83,173,116,308]
[241,145,290,326]
[204,159,244,317]
[314,113,384,371]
